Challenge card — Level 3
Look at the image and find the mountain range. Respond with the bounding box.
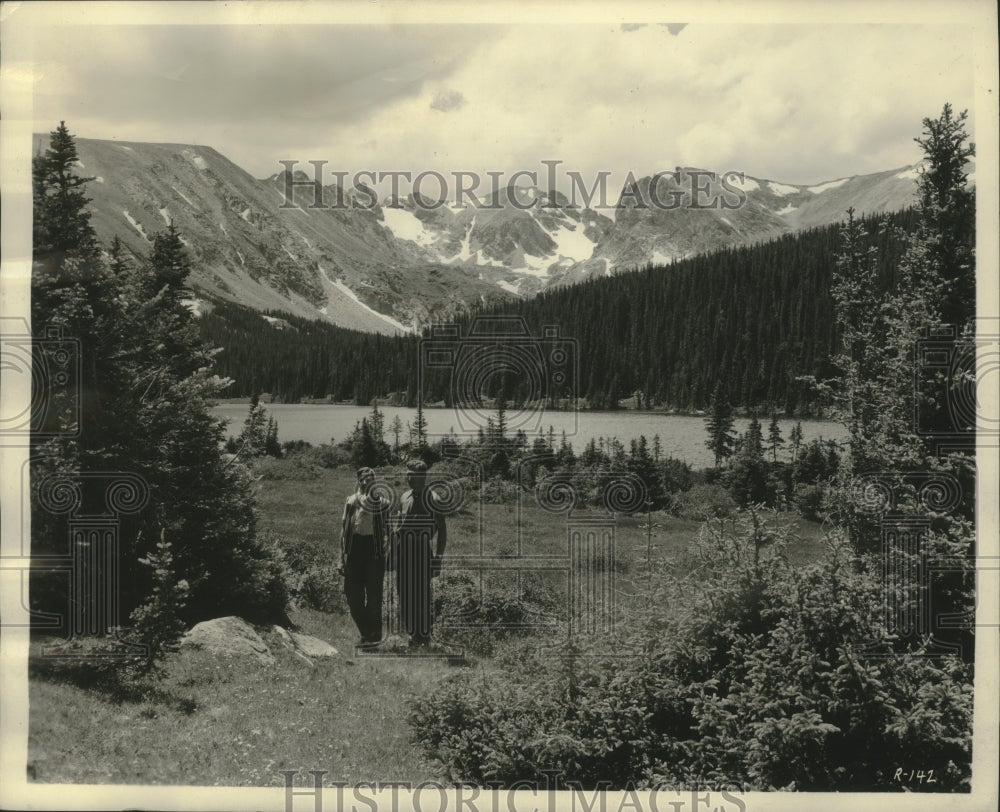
[34,134,927,334]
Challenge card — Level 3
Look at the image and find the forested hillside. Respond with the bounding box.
[201,208,918,412]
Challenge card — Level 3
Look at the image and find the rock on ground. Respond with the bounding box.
[268,625,338,666]
[180,616,275,665]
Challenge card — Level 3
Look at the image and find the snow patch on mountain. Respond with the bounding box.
[262,315,292,330]
[496,279,520,294]
[381,207,437,246]
[474,250,505,267]
[808,178,850,194]
[182,149,209,171]
[734,176,759,192]
[159,207,172,225]
[776,204,797,215]
[331,278,411,334]
[895,166,921,180]
[122,210,151,243]
[547,220,596,262]
[181,298,204,317]
[768,181,798,196]
[95,176,104,183]
[172,186,197,208]
[452,217,476,262]
[651,250,674,266]
[240,207,252,222]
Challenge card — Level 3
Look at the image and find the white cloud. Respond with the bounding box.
[22,19,977,188]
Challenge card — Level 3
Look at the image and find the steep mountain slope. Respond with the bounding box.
[34,136,503,334]
[34,132,926,332]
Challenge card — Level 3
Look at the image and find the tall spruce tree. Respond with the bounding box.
[828,105,976,660]
[704,382,736,466]
[767,414,784,462]
[31,123,289,633]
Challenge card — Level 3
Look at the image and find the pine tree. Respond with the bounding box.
[742,414,764,460]
[913,103,975,328]
[414,400,428,451]
[353,418,377,467]
[789,421,803,464]
[31,124,289,636]
[767,414,784,462]
[264,416,282,458]
[147,223,191,303]
[236,394,269,457]
[390,415,403,456]
[827,104,976,659]
[704,382,736,466]
[368,399,385,446]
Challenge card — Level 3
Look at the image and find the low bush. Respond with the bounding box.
[433,572,562,656]
[409,513,973,791]
[794,483,828,522]
[675,483,737,520]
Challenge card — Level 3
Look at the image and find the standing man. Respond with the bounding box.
[341,466,389,648]
[393,459,447,648]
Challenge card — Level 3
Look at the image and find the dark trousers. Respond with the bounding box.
[343,536,383,643]
[396,537,433,642]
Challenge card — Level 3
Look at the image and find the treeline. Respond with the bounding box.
[200,209,917,412]
[470,209,916,412]
[200,303,417,403]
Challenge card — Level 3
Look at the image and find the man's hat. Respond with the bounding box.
[405,459,428,474]
[356,466,376,479]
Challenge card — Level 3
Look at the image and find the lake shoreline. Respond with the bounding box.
[213,398,834,420]
[212,402,847,470]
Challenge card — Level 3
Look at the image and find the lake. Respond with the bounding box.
[212,403,847,469]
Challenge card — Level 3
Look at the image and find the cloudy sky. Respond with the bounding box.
[9,3,986,194]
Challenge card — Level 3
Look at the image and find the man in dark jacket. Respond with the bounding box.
[392,459,447,647]
[340,466,389,648]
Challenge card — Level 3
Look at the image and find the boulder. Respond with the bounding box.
[268,625,338,666]
[181,616,275,665]
[289,631,338,659]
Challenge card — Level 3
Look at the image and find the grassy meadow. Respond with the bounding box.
[27,456,828,786]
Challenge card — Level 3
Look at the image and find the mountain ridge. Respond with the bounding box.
[33,132,927,334]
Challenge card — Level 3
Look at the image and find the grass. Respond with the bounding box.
[27,456,831,785]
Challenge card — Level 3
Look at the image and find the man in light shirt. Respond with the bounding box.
[340,466,389,648]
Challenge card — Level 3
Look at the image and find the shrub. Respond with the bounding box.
[794,483,827,522]
[480,476,519,505]
[432,572,561,656]
[409,515,973,791]
[264,531,343,614]
[675,483,737,520]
